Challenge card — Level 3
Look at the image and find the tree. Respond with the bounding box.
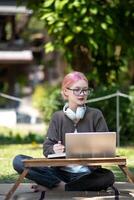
[24,0,134,85]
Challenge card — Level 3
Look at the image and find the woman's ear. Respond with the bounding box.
[62,88,68,100]
[64,88,68,96]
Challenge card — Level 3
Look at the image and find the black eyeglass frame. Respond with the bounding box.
[67,87,93,96]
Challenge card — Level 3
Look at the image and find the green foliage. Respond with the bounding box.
[0,132,44,144]
[26,0,134,84]
[32,84,64,122]
[87,85,134,145]
[0,126,45,144]
[126,86,134,140]
[16,0,134,144]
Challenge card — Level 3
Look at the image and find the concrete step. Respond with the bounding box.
[0,182,134,200]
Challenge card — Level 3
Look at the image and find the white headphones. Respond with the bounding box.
[63,103,86,121]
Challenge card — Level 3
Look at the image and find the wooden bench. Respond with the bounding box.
[5,156,134,200]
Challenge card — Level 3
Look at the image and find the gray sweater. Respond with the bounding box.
[43,107,108,157]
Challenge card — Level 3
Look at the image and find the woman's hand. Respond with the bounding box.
[53,141,65,154]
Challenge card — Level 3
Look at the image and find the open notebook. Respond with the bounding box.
[47,132,116,159]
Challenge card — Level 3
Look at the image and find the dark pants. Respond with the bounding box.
[13,154,115,191]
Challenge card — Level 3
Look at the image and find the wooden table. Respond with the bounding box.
[5,157,134,200]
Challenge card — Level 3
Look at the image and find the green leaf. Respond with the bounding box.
[43,0,55,8]
[89,7,98,15]
[125,11,130,17]
[86,27,94,34]
[106,15,113,24]
[67,3,73,10]
[55,0,69,10]
[83,17,90,23]
[73,26,82,33]
[80,7,87,15]
[47,15,56,24]
[56,21,65,28]
[73,1,81,8]
[89,38,98,49]
[45,42,55,53]
[40,12,53,20]
[101,23,108,30]
[64,35,74,44]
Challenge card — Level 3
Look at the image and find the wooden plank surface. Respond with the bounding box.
[23,157,127,167]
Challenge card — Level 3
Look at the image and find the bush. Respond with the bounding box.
[32,84,64,123]
[0,131,44,144]
[125,86,134,144]
[0,126,45,144]
[87,85,134,145]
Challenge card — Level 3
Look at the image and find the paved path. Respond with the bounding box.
[0,182,134,199]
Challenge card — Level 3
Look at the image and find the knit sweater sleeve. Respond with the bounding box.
[43,112,60,157]
[94,109,109,131]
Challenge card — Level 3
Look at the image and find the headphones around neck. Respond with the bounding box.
[63,103,86,121]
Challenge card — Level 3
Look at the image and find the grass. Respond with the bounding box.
[0,144,134,183]
[110,146,134,181]
[0,143,44,183]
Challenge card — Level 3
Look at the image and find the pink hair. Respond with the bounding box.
[61,71,88,99]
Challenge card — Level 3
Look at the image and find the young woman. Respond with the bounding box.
[13,71,115,193]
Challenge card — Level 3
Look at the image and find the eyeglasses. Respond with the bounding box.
[67,88,93,96]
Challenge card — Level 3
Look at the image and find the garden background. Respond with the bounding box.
[0,0,134,184]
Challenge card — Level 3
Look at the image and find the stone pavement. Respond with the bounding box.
[0,182,134,200]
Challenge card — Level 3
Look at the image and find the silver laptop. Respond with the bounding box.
[65,132,116,158]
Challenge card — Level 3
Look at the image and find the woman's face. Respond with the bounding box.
[64,79,89,109]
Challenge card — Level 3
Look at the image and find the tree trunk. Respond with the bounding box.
[70,44,92,74]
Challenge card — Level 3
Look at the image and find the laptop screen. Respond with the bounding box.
[65,132,116,158]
